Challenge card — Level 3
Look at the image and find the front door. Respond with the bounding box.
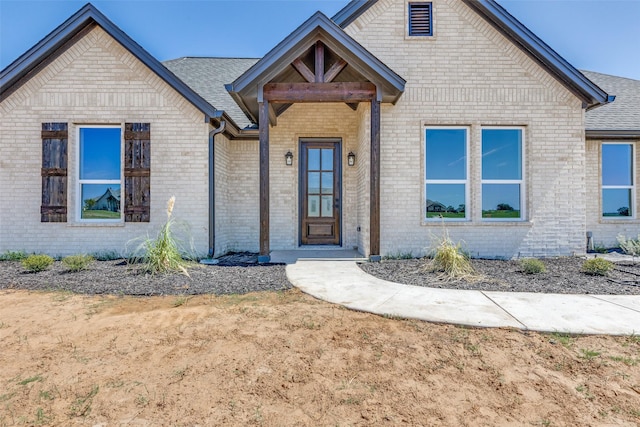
[300,139,341,245]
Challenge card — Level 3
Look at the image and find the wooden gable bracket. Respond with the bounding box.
[288,41,354,107]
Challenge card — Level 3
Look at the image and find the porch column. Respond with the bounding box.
[258,100,270,263]
[370,98,381,261]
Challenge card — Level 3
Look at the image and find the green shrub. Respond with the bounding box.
[132,196,191,275]
[62,255,94,272]
[582,258,613,276]
[382,251,414,260]
[22,254,54,272]
[0,250,28,261]
[520,258,546,274]
[425,232,474,280]
[617,234,640,256]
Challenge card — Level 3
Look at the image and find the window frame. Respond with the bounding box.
[601,142,635,220]
[424,126,470,222]
[480,126,526,222]
[76,125,123,223]
[407,2,434,38]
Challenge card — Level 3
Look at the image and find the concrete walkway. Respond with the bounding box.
[281,256,640,336]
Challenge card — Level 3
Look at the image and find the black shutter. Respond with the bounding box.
[409,2,432,37]
[124,123,151,222]
[41,123,68,222]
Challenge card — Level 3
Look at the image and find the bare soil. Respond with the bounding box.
[1,289,639,426]
[1,255,639,425]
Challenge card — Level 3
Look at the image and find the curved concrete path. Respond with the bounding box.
[285,260,640,336]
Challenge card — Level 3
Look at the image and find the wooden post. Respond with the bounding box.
[258,101,270,262]
[315,41,324,83]
[370,99,381,260]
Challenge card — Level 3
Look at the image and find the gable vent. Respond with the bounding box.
[409,2,433,37]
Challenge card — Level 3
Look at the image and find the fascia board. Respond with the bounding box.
[586,129,640,139]
[332,0,379,28]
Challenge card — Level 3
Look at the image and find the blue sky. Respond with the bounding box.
[1,1,639,80]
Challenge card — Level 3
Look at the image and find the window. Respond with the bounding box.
[78,126,122,221]
[602,143,634,218]
[408,2,433,37]
[481,128,524,220]
[425,127,468,220]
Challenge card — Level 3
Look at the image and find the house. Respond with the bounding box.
[88,187,121,214]
[1,0,637,261]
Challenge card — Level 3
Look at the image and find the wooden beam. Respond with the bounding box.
[259,101,270,261]
[370,99,381,258]
[291,59,315,83]
[263,82,375,103]
[315,41,324,83]
[324,59,347,83]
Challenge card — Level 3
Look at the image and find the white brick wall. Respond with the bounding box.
[224,139,260,252]
[342,0,588,258]
[0,26,210,257]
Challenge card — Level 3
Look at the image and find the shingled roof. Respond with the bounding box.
[163,57,259,130]
[583,71,640,138]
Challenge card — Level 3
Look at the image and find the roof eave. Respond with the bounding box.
[462,0,609,109]
[225,83,258,124]
[1,3,220,119]
[332,0,379,28]
[586,129,640,140]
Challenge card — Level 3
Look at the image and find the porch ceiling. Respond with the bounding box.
[225,11,405,126]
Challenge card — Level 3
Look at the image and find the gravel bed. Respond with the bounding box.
[0,252,291,296]
[359,257,640,295]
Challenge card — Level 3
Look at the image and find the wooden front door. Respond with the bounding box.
[300,140,341,245]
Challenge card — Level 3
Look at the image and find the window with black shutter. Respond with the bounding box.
[409,2,433,37]
[124,123,151,222]
[41,123,68,222]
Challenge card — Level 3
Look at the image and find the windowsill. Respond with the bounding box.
[599,218,639,223]
[68,221,125,227]
[422,220,531,227]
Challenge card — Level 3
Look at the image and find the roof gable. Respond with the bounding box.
[226,11,405,125]
[0,3,219,120]
[336,0,610,109]
[462,0,609,109]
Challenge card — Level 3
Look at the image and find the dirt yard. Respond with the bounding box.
[1,289,638,426]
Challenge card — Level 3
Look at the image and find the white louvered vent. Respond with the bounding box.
[409,2,433,37]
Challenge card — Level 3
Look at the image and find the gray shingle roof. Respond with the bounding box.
[163,57,259,129]
[583,70,640,132]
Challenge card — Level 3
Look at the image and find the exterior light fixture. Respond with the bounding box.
[285,151,293,166]
[347,151,356,167]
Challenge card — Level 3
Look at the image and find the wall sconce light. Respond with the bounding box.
[347,151,356,167]
[285,151,293,166]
